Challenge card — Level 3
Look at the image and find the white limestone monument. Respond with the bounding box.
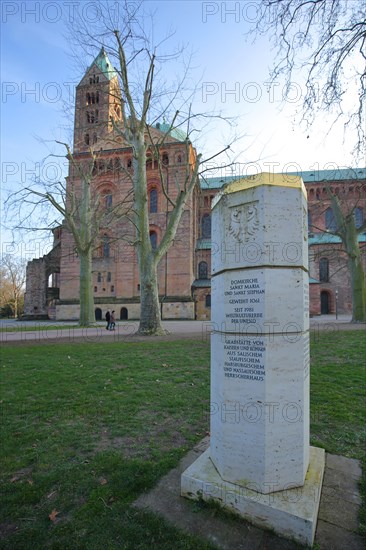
[181,173,325,546]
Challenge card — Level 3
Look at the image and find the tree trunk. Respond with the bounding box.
[78,248,95,326]
[132,135,166,335]
[77,177,95,327]
[329,192,366,323]
[138,253,165,335]
[348,255,366,322]
[13,295,18,319]
[342,215,366,322]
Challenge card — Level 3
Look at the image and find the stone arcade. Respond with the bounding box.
[181,173,325,546]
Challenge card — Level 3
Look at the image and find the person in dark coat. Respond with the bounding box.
[105,310,111,330]
[110,310,116,330]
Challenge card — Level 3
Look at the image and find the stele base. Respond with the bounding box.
[181,445,325,546]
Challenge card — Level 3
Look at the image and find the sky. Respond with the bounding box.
[1,0,363,259]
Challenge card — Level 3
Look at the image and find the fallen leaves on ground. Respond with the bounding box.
[48,509,59,522]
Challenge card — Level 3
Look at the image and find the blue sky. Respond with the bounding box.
[1,0,361,257]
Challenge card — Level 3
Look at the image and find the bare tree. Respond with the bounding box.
[249,1,366,321]
[309,178,366,322]
[0,254,27,318]
[6,146,133,326]
[249,0,366,157]
[325,187,366,322]
[67,1,237,335]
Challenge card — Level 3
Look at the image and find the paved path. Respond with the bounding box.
[1,316,365,344]
[134,437,364,550]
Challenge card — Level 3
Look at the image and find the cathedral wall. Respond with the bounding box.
[194,287,211,321]
[55,300,194,321]
[59,228,80,300]
[161,301,194,319]
[24,258,48,317]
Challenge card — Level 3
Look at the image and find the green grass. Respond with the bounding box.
[0,332,365,548]
[309,330,365,458]
[309,330,366,539]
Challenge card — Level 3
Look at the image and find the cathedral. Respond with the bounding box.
[24,49,366,321]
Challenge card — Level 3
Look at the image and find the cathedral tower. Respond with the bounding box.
[73,48,122,154]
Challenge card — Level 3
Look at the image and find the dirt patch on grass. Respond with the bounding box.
[9,466,33,483]
[94,417,192,459]
[0,522,19,538]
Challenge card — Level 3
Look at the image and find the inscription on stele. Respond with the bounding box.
[223,337,265,382]
[224,275,265,327]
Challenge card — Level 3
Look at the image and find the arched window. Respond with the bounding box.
[120,307,128,320]
[149,189,158,213]
[104,192,112,209]
[150,231,157,250]
[97,272,102,283]
[205,294,211,308]
[92,133,98,144]
[354,207,363,229]
[198,261,208,279]
[95,308,102,320]
[107,272,111,282]
[114,104,120,118]
[162,152,169,166]
[98,160,105,173]
[102,235,110,258]
[201,214,211,238]
[325,207,337,231]
[308,211,312,231]
[146,156,153,170]
[319,258,329,282]
[84,133,90,145]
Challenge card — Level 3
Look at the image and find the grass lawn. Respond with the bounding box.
[0,331,365,549]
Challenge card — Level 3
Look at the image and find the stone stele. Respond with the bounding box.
[181,173,325,546]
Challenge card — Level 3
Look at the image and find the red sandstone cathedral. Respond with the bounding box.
[24,49,366,321]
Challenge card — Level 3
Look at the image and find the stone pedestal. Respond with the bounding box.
[181,173,325,545]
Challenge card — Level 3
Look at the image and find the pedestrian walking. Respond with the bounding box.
[105,310,111,330]
[110,310,116,330]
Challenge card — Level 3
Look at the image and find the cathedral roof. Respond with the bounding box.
[200,168,366,189]
[309,233,366,244]
[88,47,117,80]
[154,121,187,142]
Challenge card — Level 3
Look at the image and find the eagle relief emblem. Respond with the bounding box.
[227,202,259,243]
